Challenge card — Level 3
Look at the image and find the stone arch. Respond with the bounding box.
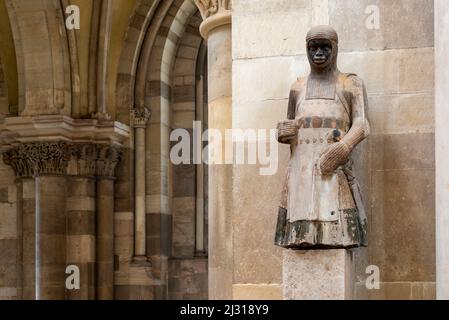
[113,0,208,299]
[171,11,205,256]
[0,0,19,117]
[169,10,208,300]
[4,0,72,116]
[0,58,7,116]
[115,0,165,124]
[143,0,207,299]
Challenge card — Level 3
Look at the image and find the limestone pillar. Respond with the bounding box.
[95,145,121,300]
[66,144,98,300]
[131,108,151,259]
[195,0,233,300]
[1,117,129,300]
[34,143,71,300]
[3,143,71,300]
[35,175,68,300]
[22,180,36,300]
[15,179,24,300]
[66,177,96,300]
[21,179,36,299]
[435,0,449,300]
[3,149,38,300]
[14,178,35,300]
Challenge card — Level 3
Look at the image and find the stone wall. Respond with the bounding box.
[231,0,435,300]
[334,0,435,300]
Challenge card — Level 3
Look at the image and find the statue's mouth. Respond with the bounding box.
[313,58,327,65]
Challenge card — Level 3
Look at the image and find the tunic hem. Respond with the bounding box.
[274,207,368,250]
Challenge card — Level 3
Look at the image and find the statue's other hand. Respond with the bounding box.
[319,142,351,174]
[277,120,298,144]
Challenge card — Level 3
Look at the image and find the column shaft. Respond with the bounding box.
[35,176,67,300]
[134,127,146,257]
[66,177,96,300]
[17,179,36,300]
[205,24,233,300]
[96,178,114,300]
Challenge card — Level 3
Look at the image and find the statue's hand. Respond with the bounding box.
[319,142,351,175]
[277,120,298,144]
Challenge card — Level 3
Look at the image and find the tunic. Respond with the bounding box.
[275,75,368,250]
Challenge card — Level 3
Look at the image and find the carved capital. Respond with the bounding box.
[69,143,98,177]
[3,146,34,178]
[70,143,122,178]
[131,108,151,128]
[195,0,231,20]
[195,0,232,39]
[3,142,123,179]
[3,142,71,178]
[95,145,122,178]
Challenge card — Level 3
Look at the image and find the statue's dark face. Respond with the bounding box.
[307,39,333,69]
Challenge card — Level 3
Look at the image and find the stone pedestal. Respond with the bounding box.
[283,250,354,300]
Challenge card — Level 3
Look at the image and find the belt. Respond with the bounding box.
[297,117,350,132]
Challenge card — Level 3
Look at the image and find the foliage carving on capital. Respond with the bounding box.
[3,142,122,178]
[70,143,122,178]
[95,145,122,178]
[195,0,231,20]
[3,142,71,178]
[70,143,98,177]
[131,107,151,128]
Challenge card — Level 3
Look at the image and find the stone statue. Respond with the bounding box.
[274,26,370,250]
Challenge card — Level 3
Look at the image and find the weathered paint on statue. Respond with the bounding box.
[275,26,370,250]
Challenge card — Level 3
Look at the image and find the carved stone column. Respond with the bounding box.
[131,108,151,259]
[95,145,121,300]
[1,116,129,300]
[3,150,36,300]
[66,144,98,300]
[195,0,233,300]
[5,142,71,300]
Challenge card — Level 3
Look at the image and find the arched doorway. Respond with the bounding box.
[115,0,208,300]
